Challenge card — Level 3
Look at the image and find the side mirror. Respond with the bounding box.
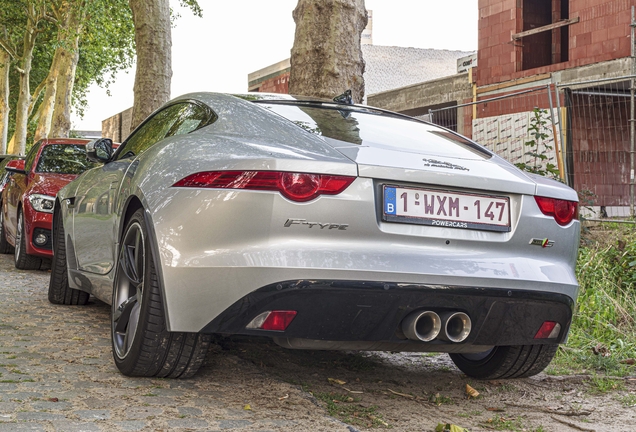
[86,138,114,163]
[5,159,26,175]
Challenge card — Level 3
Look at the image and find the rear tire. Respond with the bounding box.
[111,209,210,378]
[449,344,559,379]
[14,208,41,270]
[0,206,13,254]
[48,209,89,305]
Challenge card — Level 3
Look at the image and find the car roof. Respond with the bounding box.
[40,138,92,145]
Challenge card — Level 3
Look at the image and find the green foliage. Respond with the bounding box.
[553,225,636,375]
[515,108,560,179]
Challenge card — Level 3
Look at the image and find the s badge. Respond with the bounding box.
[529,238,554,248]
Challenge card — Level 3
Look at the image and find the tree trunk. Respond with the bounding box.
[289,0,367,103]
[128,0,172,133]
[0,49,9,153]
[49,3,84,138]
[50,41,80,137]
[11,7,38,155]
[34,57,58,142]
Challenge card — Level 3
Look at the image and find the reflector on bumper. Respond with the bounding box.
[246,310,297,331]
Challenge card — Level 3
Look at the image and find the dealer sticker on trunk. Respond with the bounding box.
[383,185,511,232]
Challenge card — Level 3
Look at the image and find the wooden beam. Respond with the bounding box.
[477,73,551,94]
[512,17,580,40]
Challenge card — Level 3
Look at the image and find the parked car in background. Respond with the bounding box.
[49,93,579,380]
[1,139,101,270]
[0,155,24,253]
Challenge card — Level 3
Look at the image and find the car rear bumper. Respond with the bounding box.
[200,280,572,352]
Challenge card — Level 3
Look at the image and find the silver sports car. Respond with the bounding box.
[50,93,579,379]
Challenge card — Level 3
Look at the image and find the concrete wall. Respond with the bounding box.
[367,73,472,113]
[477,0,634,87]
[102,107,133,143]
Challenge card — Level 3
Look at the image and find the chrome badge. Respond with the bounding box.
[529,238,554,248]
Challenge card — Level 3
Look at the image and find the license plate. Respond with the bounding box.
[383,185,511,232]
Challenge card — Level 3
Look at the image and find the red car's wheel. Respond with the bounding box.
[14,208,41,270]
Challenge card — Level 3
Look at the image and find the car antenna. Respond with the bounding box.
[333,90,353,105]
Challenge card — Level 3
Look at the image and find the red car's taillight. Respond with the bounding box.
[173,171,355,202]
[534,196,578,226]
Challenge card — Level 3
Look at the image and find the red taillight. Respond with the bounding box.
[261,310,297,331]
[534,321,561,339]
[534,196,578,226]
[173,171,355,202]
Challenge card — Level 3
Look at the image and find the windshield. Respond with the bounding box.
[36,145,100,175]
[258,103,491,159]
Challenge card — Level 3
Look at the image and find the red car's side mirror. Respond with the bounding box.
[5,159,26,175]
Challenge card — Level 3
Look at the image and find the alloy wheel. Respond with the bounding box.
[15,211,23,263]
[112,221,145,359]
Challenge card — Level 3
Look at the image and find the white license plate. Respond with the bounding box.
[383,186,511,232]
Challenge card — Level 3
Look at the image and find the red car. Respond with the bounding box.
[1,139,100,269]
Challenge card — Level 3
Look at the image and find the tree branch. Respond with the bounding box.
[0,38,17,60]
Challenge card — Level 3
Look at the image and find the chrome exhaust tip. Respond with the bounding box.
[440,312,472,343]
[401,310,441,342]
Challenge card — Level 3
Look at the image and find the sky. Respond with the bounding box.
[71,0,478,131]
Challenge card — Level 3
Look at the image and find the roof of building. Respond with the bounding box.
[362,45,473,96]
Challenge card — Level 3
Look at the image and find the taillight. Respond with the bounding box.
[534,196,578,226]
[173,171,355,202]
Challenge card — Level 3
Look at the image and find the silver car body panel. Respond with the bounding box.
[56,92,580,334]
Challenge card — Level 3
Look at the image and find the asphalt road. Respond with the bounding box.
[0,254,351,431]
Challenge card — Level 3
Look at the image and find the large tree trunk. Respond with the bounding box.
[34,58,58,142]
[50,40,80,137]
[289,0,367,103]
[0,49,9,153]
[10,7,38,155]
[128,0,172,133]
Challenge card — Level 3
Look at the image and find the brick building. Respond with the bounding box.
[370,0,636,216]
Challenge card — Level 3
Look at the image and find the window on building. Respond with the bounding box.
[520,0,569,70]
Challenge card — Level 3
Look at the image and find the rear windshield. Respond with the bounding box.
[259,103,491,159]
[36,145,99,175]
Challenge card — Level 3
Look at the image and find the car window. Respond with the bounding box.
[24,141,41,172]
[36,145,101,175]
[116,102,212,160]
[260,103,492,159]
[167,103,211,136]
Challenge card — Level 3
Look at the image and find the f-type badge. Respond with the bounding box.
[284,218,348,230]
[529,238,554,248]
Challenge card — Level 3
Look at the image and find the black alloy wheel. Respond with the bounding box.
[48,208,89,305]
[111,208,211,378]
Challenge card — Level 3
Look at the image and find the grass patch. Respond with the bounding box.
[313,392,388,428]
[618,393,636,407]
[482,414,525,431]
[552,224,636,377]
[586,374,625,394]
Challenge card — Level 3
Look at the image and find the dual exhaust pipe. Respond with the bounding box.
[401,310,471,343]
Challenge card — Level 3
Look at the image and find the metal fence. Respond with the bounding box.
[428,77,636,218]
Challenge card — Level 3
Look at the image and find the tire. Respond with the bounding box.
[111,208,210,378]
[0,206,13,254]
[449,344,559,380]
[48,210,89,305]
[14,208,41,270]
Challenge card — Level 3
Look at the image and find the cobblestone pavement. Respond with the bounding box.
[0,254,350,432]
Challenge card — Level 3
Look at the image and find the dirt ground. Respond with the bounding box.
[209,336,636,431]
